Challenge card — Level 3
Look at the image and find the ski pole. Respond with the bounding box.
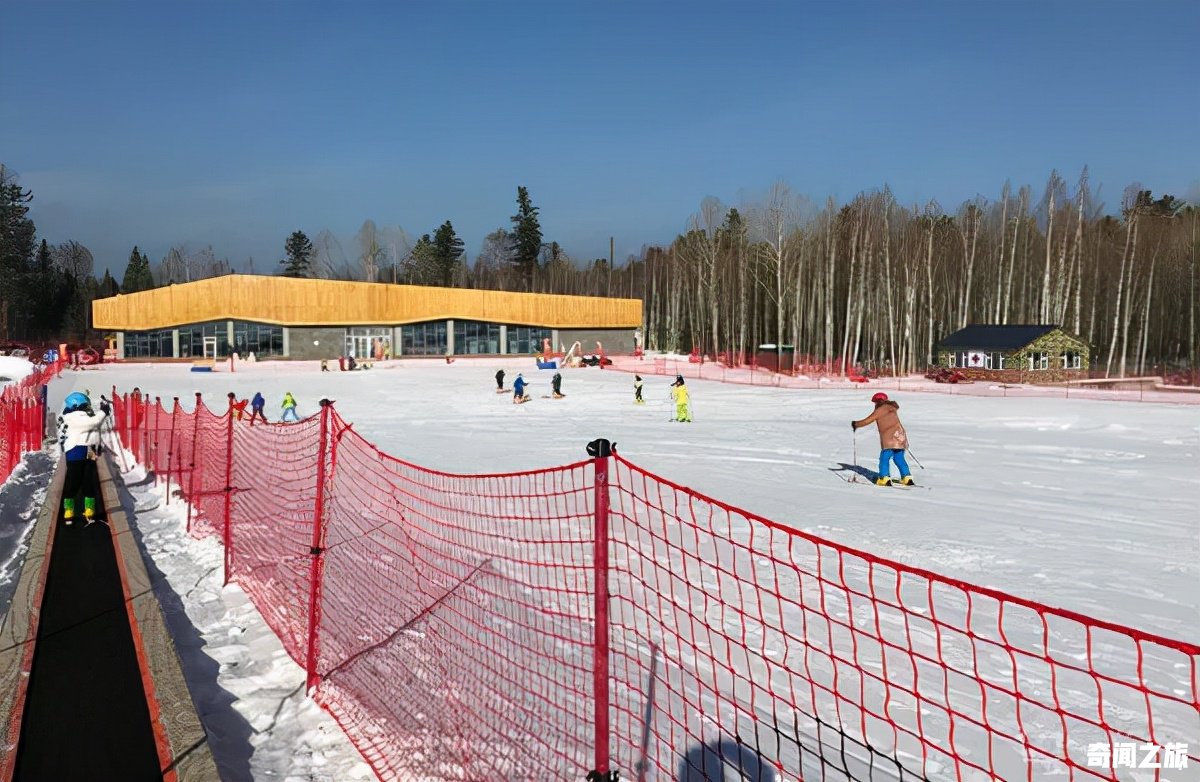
[906,447,925,470]
[851,429,858,482]
[99,395,130,473]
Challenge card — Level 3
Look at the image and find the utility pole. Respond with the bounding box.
[609,236,614,297]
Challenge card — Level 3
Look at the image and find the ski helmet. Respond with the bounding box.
[871,392,889,403]
[63,392,90,412]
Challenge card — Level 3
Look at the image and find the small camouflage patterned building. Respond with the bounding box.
[936,324,1090,383]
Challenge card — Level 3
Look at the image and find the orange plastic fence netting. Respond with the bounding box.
[107,391,1200,782]
[0,361,61,483]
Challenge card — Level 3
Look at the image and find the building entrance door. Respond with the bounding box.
[345,335,372,359]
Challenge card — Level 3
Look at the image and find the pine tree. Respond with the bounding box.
[99,268,119,298]
[0,166,36,340]
[432,220,465,286]
[121,246,154,291]
[281,230,314,277]
[510,186,542,290]
[403,234,436,284]
[122,246,142,292]
[141,249,154,289]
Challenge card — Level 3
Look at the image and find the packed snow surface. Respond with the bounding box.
[0,357,1192,780]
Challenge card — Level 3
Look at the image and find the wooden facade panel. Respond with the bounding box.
[93,275,642,331]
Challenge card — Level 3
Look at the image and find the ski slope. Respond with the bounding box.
[6,357,1195,780]
[59,357,1199,642]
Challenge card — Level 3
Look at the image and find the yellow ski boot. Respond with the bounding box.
[63,498,75,524]
[874,476,893,487]
[83,497,96,520]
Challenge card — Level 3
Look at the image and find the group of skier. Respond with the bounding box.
[492,367,694,420]
[54,387,313,523]
[54,372,912,529]
[53,377,910,529]
[228,391,299,423]
[488,367,913,486]
[496,369,567,404]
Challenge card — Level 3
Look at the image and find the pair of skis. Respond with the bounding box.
[853,477,930,491]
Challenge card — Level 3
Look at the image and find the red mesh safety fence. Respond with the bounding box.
[107,391,1200,782]
[608,453,1200,781]
[0,360,61,483]
[606,356,1200,406]
[309,418,598,778]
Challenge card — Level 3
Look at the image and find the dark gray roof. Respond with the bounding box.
[938,324,1062,350]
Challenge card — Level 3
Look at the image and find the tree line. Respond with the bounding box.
[2,162,1195,375]
[640,173,1196,377]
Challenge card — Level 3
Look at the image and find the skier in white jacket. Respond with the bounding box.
[57,391,109,522]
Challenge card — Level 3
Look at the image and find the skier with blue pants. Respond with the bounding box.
[852,392,914,486]
[513,374,530,404]
[281,391,299,422]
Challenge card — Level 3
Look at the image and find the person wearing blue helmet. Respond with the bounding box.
[512,373,530,404]
[57,391,110,523]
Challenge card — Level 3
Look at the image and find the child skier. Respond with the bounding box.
[634,375,644,404]
[670,376,692,422]
[249,391,267,425]
[281,391,300,422]
[513,373,530,404]
[551,372,565,399]
[58,392,108,523]
[852,392,913,486]
[495,369,506,393]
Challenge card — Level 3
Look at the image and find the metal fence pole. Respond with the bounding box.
[588,438,613,779]
[304,399,333,692]
[223,392,235,586]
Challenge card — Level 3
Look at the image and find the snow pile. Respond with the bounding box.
[0,356,35,388]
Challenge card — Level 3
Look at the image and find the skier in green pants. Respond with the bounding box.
[670,376,692,422]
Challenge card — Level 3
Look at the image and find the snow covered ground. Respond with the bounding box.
[0,355,35,388]
[1,357,1196,780]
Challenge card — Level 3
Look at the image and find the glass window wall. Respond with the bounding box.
[507,326,551,356]
[179,322,231,358]
[233,321,284,357]
[400,322,448,356]
[453,321,501,355]
[123,329,174,358]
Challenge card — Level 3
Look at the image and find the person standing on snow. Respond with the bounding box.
[634,375,644,404]
[249,391,267,425]
[670,376,692,422]
[513,373,530,404]
[58,392,109,523]
[495,368,506,393]
[281,391,300,422]
[852,391,914,486]
[551,372,565,399]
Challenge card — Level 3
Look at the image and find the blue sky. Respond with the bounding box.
[2,0,1197,278]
